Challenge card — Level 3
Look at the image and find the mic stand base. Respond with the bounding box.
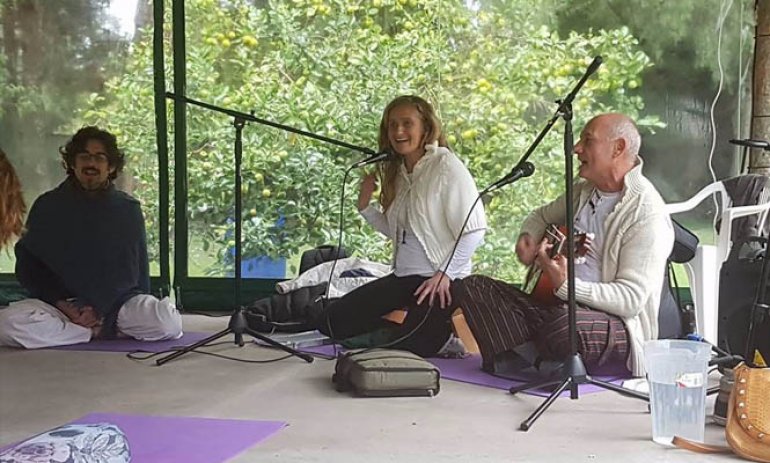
[155,307,315,366]
[509,353,648,431]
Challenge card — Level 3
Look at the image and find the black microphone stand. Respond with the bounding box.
[156,94,376,366]
[486,56,649,431]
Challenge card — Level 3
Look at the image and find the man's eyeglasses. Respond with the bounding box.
[75,152,109,163]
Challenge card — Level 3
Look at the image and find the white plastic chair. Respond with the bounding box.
[664,180,770,343]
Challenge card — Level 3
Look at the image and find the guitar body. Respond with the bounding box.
[529,270,560,304]
[523,225,588,304]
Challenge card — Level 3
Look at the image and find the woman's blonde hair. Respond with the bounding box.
[377,95,447,211]
[0,149,26,250]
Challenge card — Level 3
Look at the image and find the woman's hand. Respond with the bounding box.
[414,271,452,309]
[357,173,378,211]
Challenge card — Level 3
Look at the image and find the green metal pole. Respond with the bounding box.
[171,0,188,303]
[153,0,170,297]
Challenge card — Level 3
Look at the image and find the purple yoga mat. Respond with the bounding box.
[49,331,213,353]
[1,413,286,463]
[302,344,629,397]
[429,355,629,397]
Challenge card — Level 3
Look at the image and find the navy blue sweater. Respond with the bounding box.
[15,177,150,334]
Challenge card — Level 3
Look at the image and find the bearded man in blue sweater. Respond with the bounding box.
[0,127,182,348]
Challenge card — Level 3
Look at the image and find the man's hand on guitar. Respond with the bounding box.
[516,233,538,265]
[414,271,452,309]
[535,238,568,290]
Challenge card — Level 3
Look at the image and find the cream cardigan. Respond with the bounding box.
[520,160,674,377]
[376,144,487,270]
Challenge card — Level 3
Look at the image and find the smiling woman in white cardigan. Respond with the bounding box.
[315,95,487,356]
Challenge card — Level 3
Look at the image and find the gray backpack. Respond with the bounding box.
[332,349,441,397]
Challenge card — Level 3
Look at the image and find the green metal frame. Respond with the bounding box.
[153,0,171,299]
[170,0,187,298]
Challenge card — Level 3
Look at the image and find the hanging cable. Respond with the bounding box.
[707,0,735,233]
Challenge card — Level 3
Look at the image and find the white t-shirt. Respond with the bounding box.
[390,172,482,279]
[573,188,622,283]
[394,173,435,277]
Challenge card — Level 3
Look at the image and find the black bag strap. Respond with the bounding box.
[669,219,699,264]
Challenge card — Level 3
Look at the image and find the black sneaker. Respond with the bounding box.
[483,350,533,376]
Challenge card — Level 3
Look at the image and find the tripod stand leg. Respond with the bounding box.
[229,308,314,362]
[244,327,314,363]
[519,377,573,431]
[155,327,233,366]
[586,377,649,401]
[154,307,315,365]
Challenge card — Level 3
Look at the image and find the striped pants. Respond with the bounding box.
[456,275,629,372]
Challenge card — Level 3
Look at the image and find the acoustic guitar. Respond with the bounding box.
[523,224,590,304]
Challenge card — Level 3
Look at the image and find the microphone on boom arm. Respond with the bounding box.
[484,161,536,194]
[351,150,390,168]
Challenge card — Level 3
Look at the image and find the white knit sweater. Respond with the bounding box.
[367,144,487,270]
[520,160,674,377]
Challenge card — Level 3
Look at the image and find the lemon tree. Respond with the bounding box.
[79,0,658,281]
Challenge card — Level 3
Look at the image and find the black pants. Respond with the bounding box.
[316,274,458,357]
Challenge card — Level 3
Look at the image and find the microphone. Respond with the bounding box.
[351,150,390,168]
[489,161,535,192]
[729,139,770,151]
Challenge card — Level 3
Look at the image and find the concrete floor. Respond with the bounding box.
[0,314,737,462]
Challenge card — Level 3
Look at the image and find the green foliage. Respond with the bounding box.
[553,0,755,89]
[0,53,7,115]
[0,0,131,197]
[79,0,659,281]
